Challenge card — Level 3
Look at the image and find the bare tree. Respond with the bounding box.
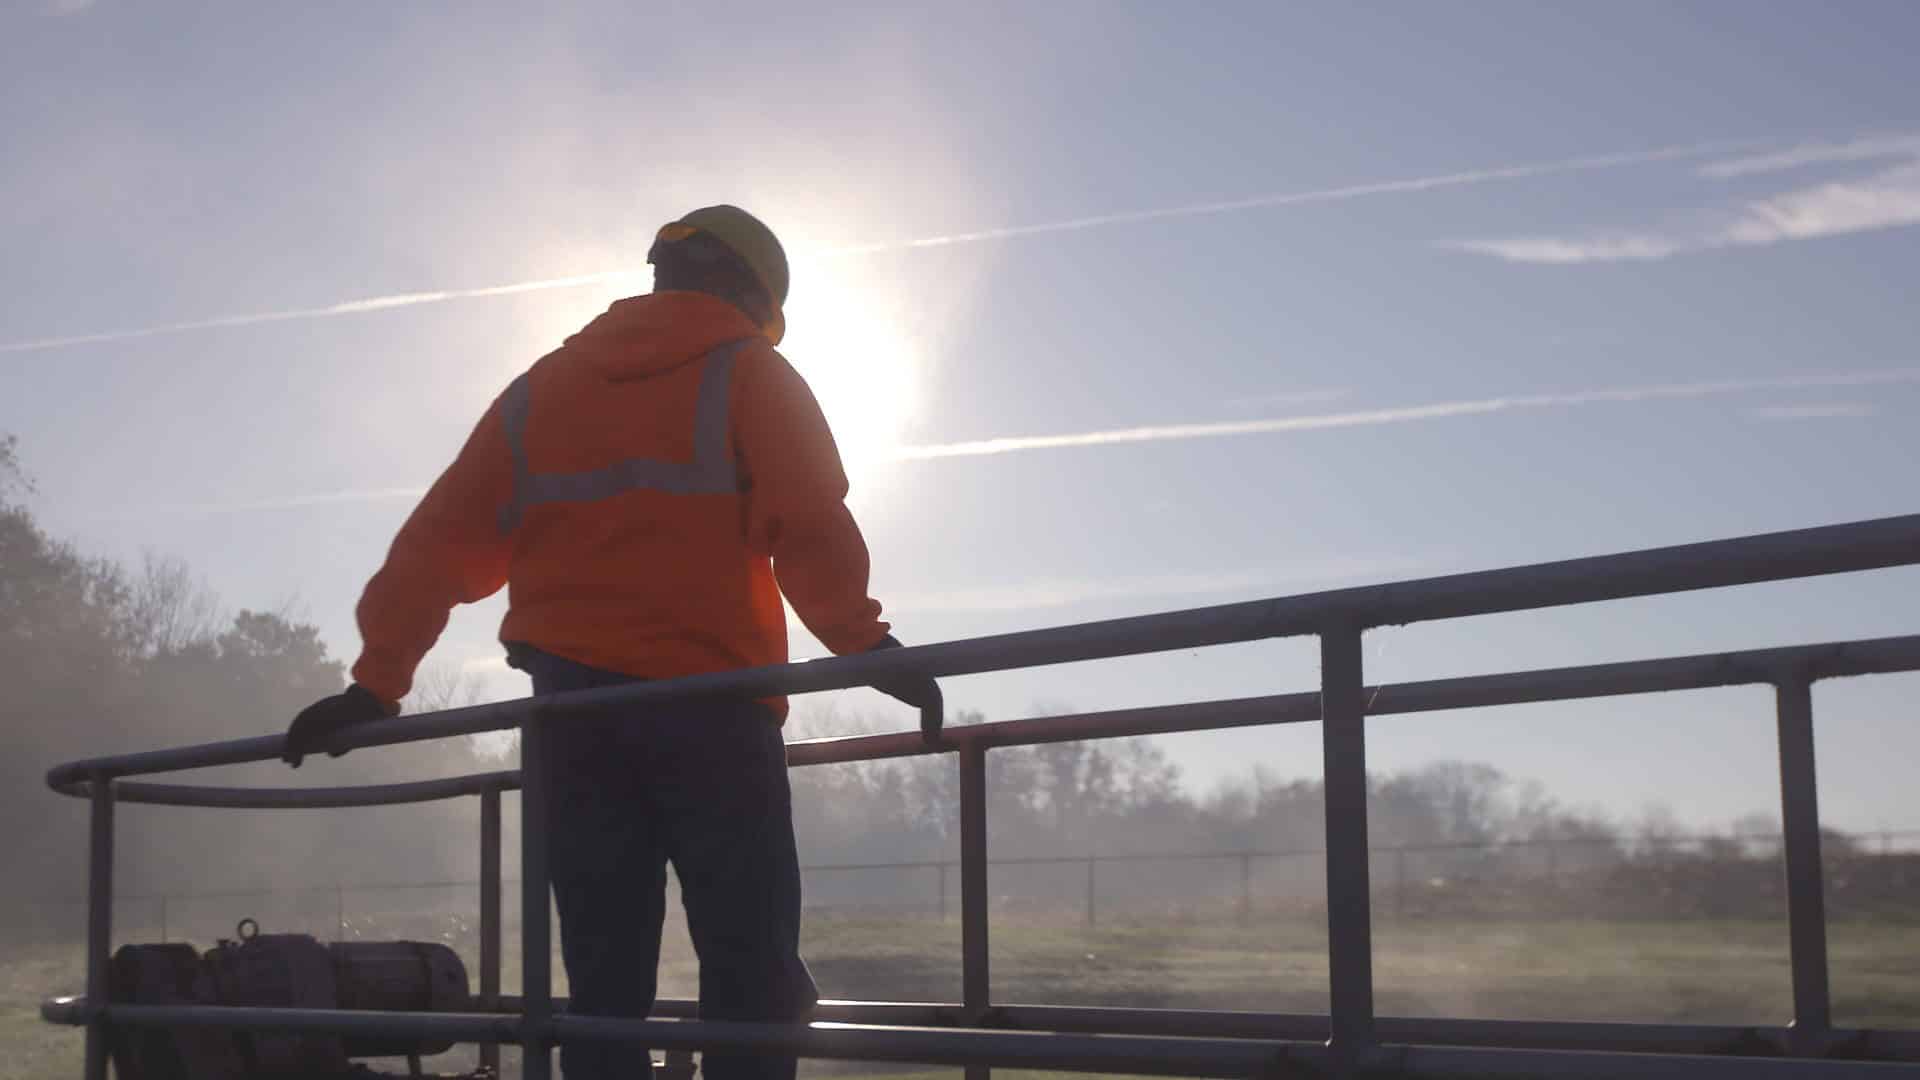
[406,662,518,760]
[404,662,494,713]
[1635,804,1687,859]
[1726,812,1782,860]
[127,551,225,657]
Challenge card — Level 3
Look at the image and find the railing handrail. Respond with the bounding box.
[44,512,1920,790]
[49,630,1920,809]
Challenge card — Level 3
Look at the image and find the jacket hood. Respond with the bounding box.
[562,292,767,382]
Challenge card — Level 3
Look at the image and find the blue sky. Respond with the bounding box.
[4,2,1918,833]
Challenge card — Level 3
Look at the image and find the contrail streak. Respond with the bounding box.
[889,369,1918,461]
[827,137,1776,255]
[0,271,639,355]
[188,367,1913,511]
[2,137,1773,356]
[893,400,1511,459]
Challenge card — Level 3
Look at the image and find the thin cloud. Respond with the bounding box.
[891,399,1510,460]
[823,137,1771,255]
[0,270,641,356]
[1723,160,1920,245]
[1460,152,1920,264]
[0,137,1771,356]
[1747,403,1879,421]
[890,369,1920,461]
[1454,234,1685,265]
[1700,133,1920,179]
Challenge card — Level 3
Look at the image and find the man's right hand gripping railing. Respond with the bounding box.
[867,634,944,742]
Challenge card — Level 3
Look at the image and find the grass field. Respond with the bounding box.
[8,913,1919,1079]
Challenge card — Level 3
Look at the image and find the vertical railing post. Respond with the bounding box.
[1320,627,1375,1069]
[1775,676,1832,1054]
[1393,847,1408,920]
[84,774,115,1080]
[959,741,991,1080]
[1084,857,1097,928]
[520,717,555,1080]
[479,783,503,1074]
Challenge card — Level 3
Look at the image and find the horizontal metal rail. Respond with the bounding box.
[48,991,1920,1068]
[42,1002,1919,1078]
[76,771,519,810]
[43,514,1920,1078]
[550,997,1920,1061]
[52,632,1920,809]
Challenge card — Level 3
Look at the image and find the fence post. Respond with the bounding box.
[1085,857,1097,928]
[960,741,991,1080]
[1321,626,1375,1067]
[1775,677,1832,1055]
[521,716,555,1080]
[479,783,502,1075]
[1239,853,1252,925]
[84,775,115,1080]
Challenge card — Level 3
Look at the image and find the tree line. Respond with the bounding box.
[1,435,500,941]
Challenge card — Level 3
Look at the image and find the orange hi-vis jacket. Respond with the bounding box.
[350,291,891,715]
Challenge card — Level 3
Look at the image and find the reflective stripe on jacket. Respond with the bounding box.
[350,291,890,713]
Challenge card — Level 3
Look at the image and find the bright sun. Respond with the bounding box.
[775,258,922,480]
[502,251,926,484]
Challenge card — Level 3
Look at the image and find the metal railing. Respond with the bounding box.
[40,513,1920,1077]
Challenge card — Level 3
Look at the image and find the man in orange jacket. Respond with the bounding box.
[283,205,940,1080]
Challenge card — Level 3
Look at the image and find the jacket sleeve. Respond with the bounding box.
[734,349,891,655]
[351,396,515,705]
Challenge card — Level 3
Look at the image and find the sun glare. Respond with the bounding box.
[777,258,924,481]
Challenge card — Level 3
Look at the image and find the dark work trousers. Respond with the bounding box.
[509,644,817,1080]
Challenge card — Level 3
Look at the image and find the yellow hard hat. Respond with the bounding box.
[658,205,789,344]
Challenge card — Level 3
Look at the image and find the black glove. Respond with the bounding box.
[283,684,394,767]
[867,634,944,741]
